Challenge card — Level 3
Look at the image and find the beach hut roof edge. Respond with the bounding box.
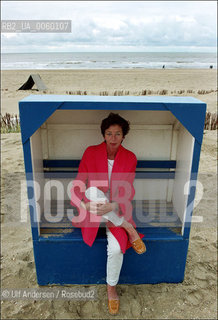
[19,95,206,145]
[19,94,204,104]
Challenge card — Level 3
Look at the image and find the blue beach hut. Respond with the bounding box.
[19,95,206,285]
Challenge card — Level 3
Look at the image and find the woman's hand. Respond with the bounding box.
[95,202,114,216]
[83,201,106,215]
[83,201,118,216]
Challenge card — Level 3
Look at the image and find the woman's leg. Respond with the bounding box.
[85,187,145,252]
[85,187,124,284]
[85,187,122,313]
[106,225,123,308]
[106,226,123,288]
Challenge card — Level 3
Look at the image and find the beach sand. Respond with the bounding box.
[1,69,217,114]
[1,69,217,319]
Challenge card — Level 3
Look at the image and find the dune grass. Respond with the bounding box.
[1,113,20,133]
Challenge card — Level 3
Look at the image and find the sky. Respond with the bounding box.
[1,1,217,53]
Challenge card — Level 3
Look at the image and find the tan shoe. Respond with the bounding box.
[108,299,120,315]
[131,238,146,254]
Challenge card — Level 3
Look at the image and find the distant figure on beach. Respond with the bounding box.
[162,65,165,69]
[210,65,213,69]
[70,113,146,315]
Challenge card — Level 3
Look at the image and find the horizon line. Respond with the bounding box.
[2,51,217,54]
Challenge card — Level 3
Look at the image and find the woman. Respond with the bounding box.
[70,113,146,315]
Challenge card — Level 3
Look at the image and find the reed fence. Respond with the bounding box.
[0,113,20,133]
[1,110,217,133]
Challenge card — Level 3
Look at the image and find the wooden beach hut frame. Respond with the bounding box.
[19,95,206,285]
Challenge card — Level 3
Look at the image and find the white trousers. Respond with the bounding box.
[85,187,124,286]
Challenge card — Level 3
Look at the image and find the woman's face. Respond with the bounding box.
[104,124,124,151]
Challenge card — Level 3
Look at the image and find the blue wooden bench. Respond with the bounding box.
[43,159,176,179]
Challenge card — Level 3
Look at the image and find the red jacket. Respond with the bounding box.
[70,141,144,253]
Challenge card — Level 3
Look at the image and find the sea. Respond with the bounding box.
[1,52,217,70]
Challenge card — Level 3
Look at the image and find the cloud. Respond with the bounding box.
[1,1,217,52]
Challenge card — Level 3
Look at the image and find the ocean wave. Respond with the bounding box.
[1,52,217,70]
[177,61,193,63]
[48,61,83,65]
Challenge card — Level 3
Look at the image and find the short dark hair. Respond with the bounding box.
[101,113,130,137]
